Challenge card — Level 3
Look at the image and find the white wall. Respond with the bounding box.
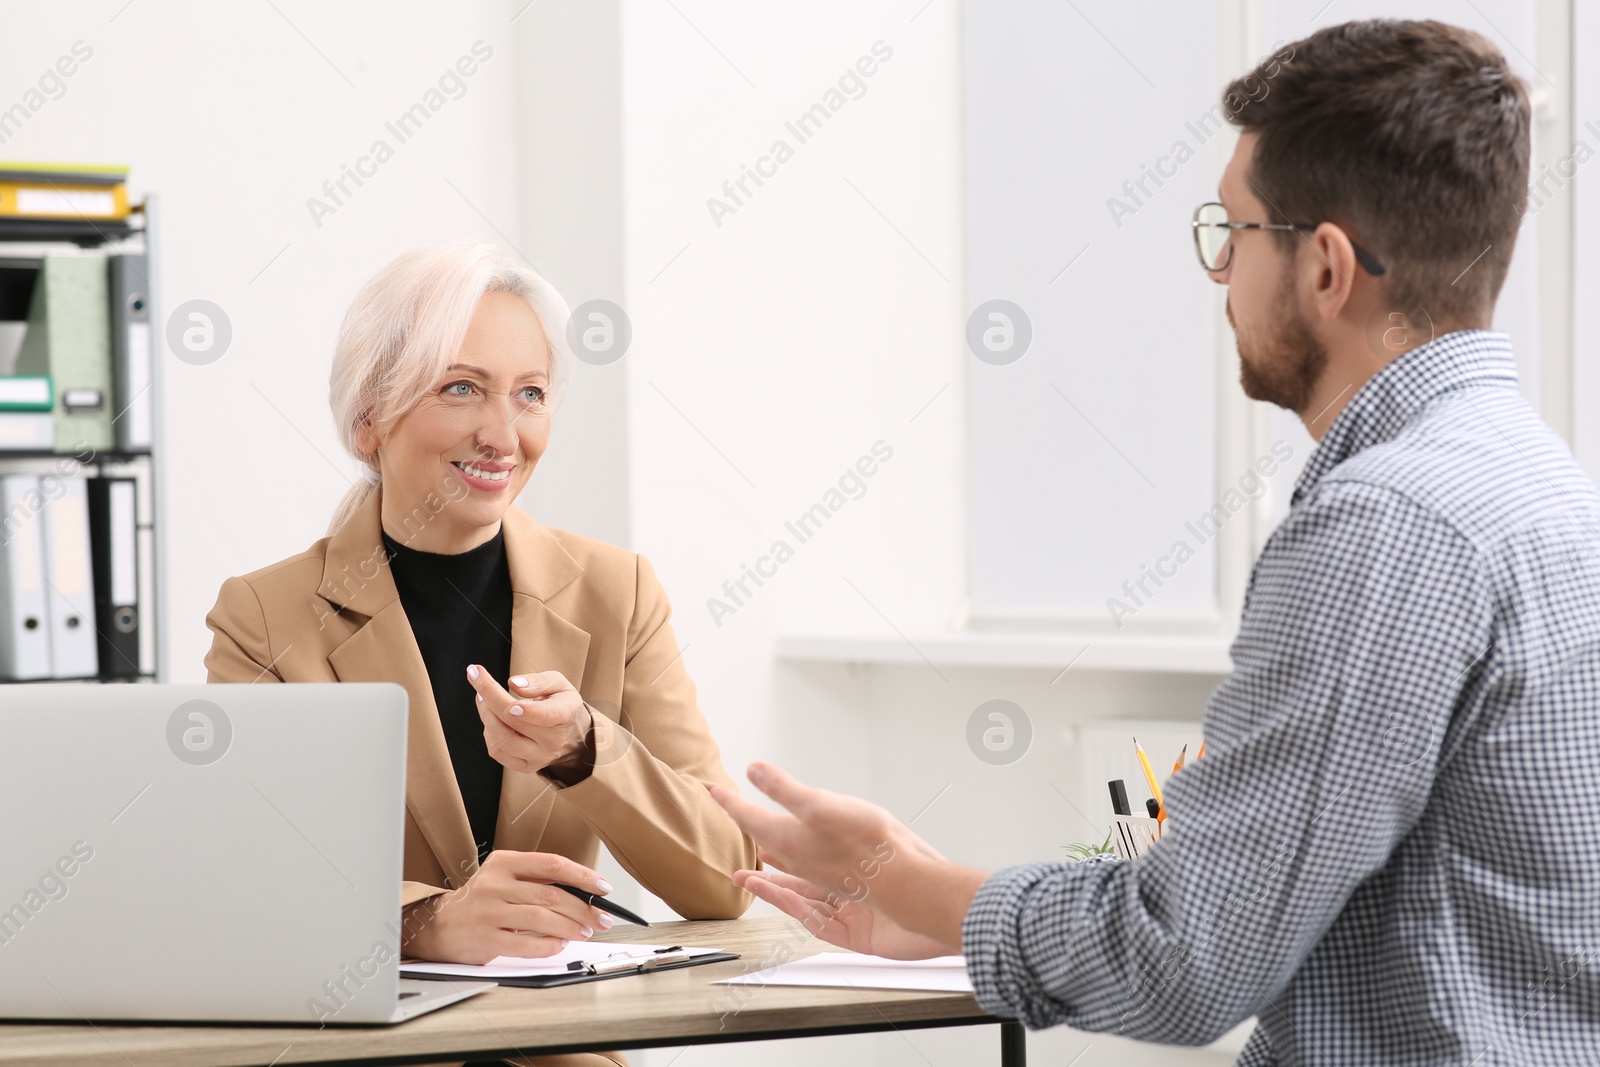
[512,0,632,547]
[614,2,1237,1064]
[963,0,1224,623]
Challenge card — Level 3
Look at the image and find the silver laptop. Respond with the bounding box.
[0,683,493,1024]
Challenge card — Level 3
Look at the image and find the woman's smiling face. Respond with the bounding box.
[359,291,553,553]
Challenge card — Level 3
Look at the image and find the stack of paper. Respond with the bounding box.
[716,952,973,993]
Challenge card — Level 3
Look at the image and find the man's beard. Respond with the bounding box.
[1228,279,1328,414]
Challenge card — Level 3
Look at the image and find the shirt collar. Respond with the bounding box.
[1290,329,1520,507]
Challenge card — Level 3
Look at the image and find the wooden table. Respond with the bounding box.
[0,915,1024,1066]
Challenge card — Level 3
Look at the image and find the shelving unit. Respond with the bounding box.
[0,196,165,684]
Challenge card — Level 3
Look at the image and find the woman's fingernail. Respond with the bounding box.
[476,693,483,704]
[510,676,527,687]
[509,704,523,716]
[580,926,594,938]
[598,914,615,929]
[466,665,480,680]
[597,879,613,894]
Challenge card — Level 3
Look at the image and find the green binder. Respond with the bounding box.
[0,374,52,412]
[14,254,112,453]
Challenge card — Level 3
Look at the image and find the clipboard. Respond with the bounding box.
[402,946,742,988]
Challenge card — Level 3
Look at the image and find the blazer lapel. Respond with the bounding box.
[318,488,478,889]
[496,507,591,847]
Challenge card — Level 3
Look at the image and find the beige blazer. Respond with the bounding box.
[203,486,756,921]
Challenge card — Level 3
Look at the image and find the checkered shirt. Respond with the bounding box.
[962,330,1600,1065]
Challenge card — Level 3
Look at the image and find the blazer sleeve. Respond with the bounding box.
[204,576,453,914]
[204,577,284,683]
[553,554,758,919]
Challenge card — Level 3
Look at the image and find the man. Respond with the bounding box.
[713,20,1600,1066]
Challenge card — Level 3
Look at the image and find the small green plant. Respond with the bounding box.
[1062,830,1115,860]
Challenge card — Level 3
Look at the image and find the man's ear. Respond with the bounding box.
[1304,222,1359,322]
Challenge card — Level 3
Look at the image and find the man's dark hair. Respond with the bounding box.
[1225,20,1530,325]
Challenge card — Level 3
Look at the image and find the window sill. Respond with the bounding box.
[774,629,1235,674]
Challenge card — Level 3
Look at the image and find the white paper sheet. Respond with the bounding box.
[715,952,973,992]
[401,942,724,979]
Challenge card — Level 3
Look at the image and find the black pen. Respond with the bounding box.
[554,883,651,927]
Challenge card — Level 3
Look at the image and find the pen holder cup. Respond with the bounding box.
[1108,814,1162,860]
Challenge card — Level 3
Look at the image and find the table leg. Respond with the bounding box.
[1000,1019,1026,1065]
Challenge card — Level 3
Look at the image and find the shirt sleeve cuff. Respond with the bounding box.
[961,860,1069,1029]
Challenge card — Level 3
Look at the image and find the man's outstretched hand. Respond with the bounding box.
[733,861,955,960]
[711,761,990,954]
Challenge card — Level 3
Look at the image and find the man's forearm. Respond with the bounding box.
[875,842,990,951]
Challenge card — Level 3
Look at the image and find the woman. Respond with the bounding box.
[204,241,756,1067]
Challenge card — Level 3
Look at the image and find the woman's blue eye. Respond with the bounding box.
[520,386,545,403]
[444,381,474,397]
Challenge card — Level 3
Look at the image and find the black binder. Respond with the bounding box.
[87,475,140,678]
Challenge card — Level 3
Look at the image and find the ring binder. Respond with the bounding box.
[88,476,140,677]
[0,474,50,679]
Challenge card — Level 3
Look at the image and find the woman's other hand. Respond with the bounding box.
[401,850,613,964]
[467,664,595,778]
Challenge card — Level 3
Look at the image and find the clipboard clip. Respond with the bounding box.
[567,946,691,976]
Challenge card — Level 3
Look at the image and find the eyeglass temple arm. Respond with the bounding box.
[1248,221,1388,277]
[1350,244,1386,276]
[1193,214,1386,276]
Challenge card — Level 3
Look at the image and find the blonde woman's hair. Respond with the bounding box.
[326,240,572,535]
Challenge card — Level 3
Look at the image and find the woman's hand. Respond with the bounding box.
[734,859,957,960]
[401,850,614,965]
[467,665,594,779]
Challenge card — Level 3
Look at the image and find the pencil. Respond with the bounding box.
[1196,740,1206,761]
[1172,744,1188,774]
[1134,737,1165,817]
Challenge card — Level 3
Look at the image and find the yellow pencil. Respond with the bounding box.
[1173,744,1188,774]
[1197,739,1206,761]
[1134,737,1164,817]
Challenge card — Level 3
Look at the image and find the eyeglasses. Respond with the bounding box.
[1191,201,1387,276]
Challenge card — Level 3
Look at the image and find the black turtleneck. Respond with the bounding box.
[381,525,512,865]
